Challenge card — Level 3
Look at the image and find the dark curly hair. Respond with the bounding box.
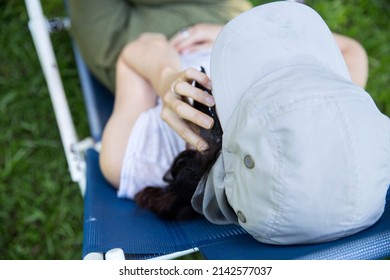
[134,140,221,220]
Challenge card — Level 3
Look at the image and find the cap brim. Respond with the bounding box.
[210,1,351,129]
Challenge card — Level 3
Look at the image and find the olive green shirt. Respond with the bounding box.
[69,0,252,92]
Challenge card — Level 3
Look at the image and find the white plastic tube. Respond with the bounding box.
[25,0,86,194]
[105,248,126,260]
[83,252,104,260]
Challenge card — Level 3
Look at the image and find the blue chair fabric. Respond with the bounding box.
[82,147,390,259]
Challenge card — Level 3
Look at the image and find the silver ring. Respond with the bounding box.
[180,27,190,39]
[170,80,178,94]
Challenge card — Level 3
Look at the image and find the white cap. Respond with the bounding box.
[195,1,390,245]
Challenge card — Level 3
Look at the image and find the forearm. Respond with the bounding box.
[119,34,182,97]
[100,57,157,187]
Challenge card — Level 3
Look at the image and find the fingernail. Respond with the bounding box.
[203,118,213,128]
[198,142,209,151]
[205,96,215,106]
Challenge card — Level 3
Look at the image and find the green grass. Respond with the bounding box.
[0,0,389,259]
[0,1,85,259]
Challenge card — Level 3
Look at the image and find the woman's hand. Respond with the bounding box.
[159,67,215,151]
[120,33,216,151]
[170,23,223,54]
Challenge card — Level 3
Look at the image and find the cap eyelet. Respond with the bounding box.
[244,154,255,169]
[237,211,247,223]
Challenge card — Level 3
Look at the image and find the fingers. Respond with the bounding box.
[174,68,214,104]
[170,24,215,54]
[178,42,214,54]
[164,90,214,129]
[171,68,215,127]
[170,24,223,54]
[170,27,192,49]
[175,81,214,106]
[172,33,204,54]
[162,67,216,151]
[161,107,209,151]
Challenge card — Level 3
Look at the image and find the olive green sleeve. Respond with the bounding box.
[68,0,252,92]
[68,0,133,92]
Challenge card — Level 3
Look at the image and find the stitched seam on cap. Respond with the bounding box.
[333,100,360,234]
[219,28,239,129]
[263,124,284,242]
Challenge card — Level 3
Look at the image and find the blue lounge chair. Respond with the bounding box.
[25,0,390,260]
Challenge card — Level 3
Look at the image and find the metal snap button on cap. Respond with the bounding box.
[244,154,255,169]
[237,211,247,223]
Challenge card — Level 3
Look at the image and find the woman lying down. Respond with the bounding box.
[104,2,390,245]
